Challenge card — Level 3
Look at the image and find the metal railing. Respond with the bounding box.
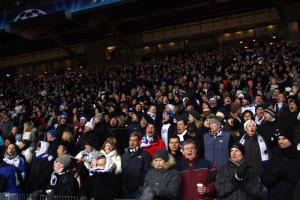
[0,193,79,200]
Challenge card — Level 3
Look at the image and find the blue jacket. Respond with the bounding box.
[204,130,232,169]
[0,163,22,193]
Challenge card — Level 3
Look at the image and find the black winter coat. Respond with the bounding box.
[216,160,266,200]
[258,120,279,150]
[82,171,120,200]
[25,155,53,193]
[262,146,300,200]
[48,171,78,196]
[121,148,152,193]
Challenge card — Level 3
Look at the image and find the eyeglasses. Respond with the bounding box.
[183,147,196,151]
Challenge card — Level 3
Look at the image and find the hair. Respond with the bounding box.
[62,131,73,141]
[23,121,34,132]
[168,135,180,143]
[177,117,188,125]
[130,131,141,141]
[97,154,106,161]
[101,137,117,150]
[182,139,197,149]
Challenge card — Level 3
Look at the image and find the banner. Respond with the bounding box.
[0,0,124,30]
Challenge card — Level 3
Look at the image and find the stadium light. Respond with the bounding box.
[272,36,276,39]
[6,74,10,77]
[239,41,243,44]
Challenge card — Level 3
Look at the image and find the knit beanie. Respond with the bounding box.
[264,107,276,118]
[47,129,58,138]
[56,155,72,169]
[243,120,256,131]
[231,143,245,155]
[154,149,169,161]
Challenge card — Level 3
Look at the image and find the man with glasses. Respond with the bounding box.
[176,139,216,200]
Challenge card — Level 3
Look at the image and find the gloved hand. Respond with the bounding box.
[236,162,247,180]
[140,186,155,200]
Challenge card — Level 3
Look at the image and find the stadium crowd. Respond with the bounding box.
[0,40,300,200]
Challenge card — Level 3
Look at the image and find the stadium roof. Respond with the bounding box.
[0,0,293,58]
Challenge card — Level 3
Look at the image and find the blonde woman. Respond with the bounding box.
[100,137,122,174]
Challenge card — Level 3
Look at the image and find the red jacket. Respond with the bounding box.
[140,137,165,158]
[177,158,216,200]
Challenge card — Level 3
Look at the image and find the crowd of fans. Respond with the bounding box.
[0,40,300,200]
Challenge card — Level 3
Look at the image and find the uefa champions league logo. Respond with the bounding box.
[13,9,47,22]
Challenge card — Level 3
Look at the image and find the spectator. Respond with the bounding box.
[44,155,78,197]
[204,118,233,169]
[0,151,22,193]
[258,107,280,149]
[177,139,216,200]
[17,139,33,164]
[240,120,269,177]
[76,121,99,151]
[160,111,176,149]
[100,137,122,174]
[26,141,53,193]
[216,143,267,200]
[168,135,183,163]
[140,123,165,158]
[3,143,26,181]
[80,154,120,200]
[262,128,300,200]
[121,131,152,199]
[46,129,60,159]
[141,149,181,200]
[56,112,73,139]
[76,141,99,170]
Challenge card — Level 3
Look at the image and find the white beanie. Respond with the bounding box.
[243,120,256,131]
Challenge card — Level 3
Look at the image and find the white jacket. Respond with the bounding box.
[100,149,122,174]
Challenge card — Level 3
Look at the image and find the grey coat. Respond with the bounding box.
[216,160,266,200]
[141,157,181,200]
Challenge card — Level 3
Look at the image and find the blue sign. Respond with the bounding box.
[0,0,124,30]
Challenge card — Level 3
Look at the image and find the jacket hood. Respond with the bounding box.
[36,141,50,156]
[152,154,176,169]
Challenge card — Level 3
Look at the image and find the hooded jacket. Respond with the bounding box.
[26,141,53,193]
[141,155,181,200]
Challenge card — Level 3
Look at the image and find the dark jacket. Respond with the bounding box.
[176,157,216,200]
[262,146,300,200]
[216,160,266,200]
[82,171,120,200]
[240,134,269,177]
[121,148,152,193]
[258,120,279,150]
[141,158,181,200]
[47,139,59,159]
[26,153,53,193]
[76,130,99,151]
[48,170,78,196]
